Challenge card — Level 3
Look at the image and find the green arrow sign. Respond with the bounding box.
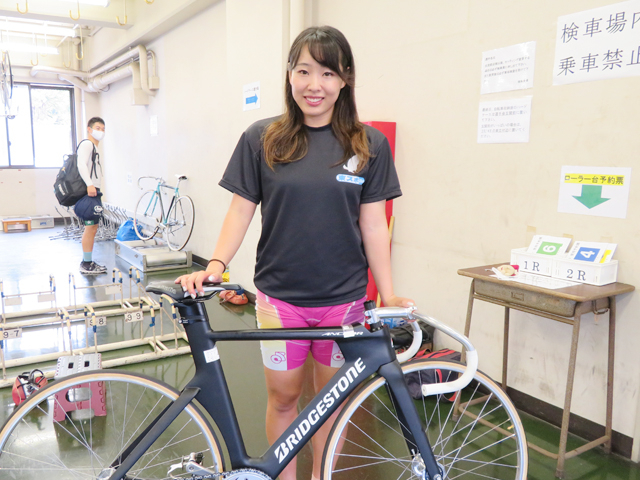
[573,185,610,209]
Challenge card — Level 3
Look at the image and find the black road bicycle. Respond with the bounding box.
[0,282,528,480]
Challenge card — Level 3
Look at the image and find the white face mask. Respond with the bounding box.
[91,129,105,141]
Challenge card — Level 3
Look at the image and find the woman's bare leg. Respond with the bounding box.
[264,365,306,480]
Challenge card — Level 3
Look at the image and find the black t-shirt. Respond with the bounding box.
[220,117,402,307]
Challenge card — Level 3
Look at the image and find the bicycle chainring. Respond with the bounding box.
[220,469,273,480]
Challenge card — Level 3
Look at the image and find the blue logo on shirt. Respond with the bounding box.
[336,174,364,185]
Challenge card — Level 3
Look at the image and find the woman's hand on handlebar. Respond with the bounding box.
[175,269,224,298]
[383,294,415,308]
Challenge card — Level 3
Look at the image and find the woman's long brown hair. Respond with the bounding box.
[262,26,370,172]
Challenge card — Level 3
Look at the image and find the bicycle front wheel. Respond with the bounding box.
[322,359,527,480]
[0,371,224,480]
[134,190,163,241]
[165,195,194,251]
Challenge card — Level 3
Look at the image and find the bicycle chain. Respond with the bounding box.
[189,469,272,480]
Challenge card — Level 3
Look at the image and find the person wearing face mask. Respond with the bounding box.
[76,116,107,275]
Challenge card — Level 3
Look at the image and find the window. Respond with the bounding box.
[0,84,76,168]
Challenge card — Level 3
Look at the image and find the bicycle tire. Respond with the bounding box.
[322,359,528,480]
[0,370,224,480]
[165,195,194,251]
[134,190,163,241]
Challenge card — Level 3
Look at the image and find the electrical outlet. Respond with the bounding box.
[127,173,133,185]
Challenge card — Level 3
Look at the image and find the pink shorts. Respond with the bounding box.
[255,290,366,371]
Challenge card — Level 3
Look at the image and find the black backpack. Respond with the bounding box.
[404,349,461,401]
[54,140,97,207]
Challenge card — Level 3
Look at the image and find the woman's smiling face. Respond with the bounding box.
[289,45,346,128]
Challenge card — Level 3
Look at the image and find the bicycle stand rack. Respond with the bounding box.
[53,353,106,422]
[115,239,192,272]
[0,269,191,390]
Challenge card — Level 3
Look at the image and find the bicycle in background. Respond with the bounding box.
[0,282,528,479]
[1,50,14,119]
[134,175,195,251]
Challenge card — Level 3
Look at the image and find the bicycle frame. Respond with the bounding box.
[109,299,442,480]
[138,176,185,227]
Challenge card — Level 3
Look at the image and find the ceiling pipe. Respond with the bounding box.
[88,44,156,96]
[58,74,98,93]
[88,62,133,90]
[31,66,86,77]
[30,44,158,97]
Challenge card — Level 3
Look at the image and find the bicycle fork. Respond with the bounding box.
[380,361,443,480]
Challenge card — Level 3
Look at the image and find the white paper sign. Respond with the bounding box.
[1,328,22,339]
[558,166,632,218]
[481,41,536,94]
[105,285,120,295]
[567,241,617,263]
[553,0,640,85]
[150,115,158,136]
[478,96,532,144]
[124,311,144,323]
[243,82,260,111]
[526,235,572,256]
[89,316,108,327]
[4,297,22,306]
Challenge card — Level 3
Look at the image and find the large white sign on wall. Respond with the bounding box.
[553,0,640,85]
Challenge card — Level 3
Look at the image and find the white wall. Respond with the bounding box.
[97,0,289,289]
[2,0,640,456]
[311,0,640,450]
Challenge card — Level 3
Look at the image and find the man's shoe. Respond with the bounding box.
[80,261,108,275]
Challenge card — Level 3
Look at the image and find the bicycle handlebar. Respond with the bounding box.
[367,306,478,396]
[137,176,164,189]
[138,175,188,190]
[146,280,478,397]
[145,281,242,302]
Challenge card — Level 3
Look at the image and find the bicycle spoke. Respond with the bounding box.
[0,373,221,480]
[324,361,526,480]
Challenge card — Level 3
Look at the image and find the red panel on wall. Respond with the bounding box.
[362,121,396,305]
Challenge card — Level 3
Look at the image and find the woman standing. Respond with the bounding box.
[178,25,413,480]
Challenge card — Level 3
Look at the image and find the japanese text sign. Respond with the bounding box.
[553,0,640,85]
[481,41,536,94]
[477,96,532,144]
[558,166,632,218]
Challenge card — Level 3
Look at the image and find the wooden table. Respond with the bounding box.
[2,217,31,233]
[458,264,634,478]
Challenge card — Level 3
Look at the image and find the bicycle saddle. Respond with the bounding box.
[146,280,242,302]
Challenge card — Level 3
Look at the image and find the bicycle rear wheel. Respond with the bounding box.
[322,359,527,480]
[165,195,194,251]
[0,371,224,480]
[134,190,163,241]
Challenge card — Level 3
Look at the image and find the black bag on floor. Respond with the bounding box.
[391,322,435,350]
[405,349,461,401]
[54,140,96,207]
